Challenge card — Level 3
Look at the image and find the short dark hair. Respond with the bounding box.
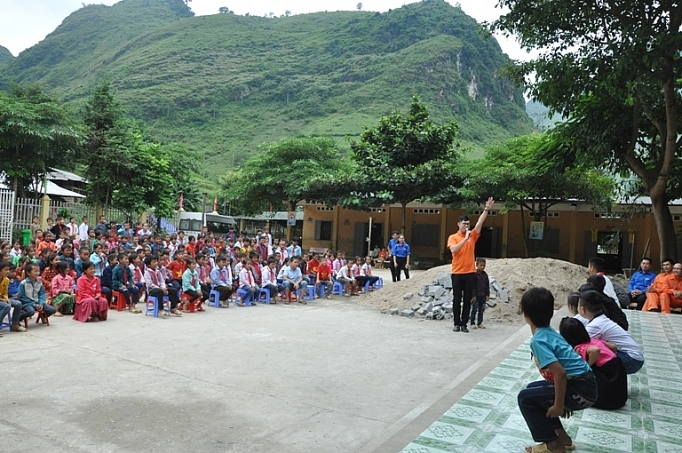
[475,257,486,264]
[216,254,228,263]
[458,215,470,222]
[25,262,37,274]
[520,287,554,327]
[107,254,118,264]
[266,258,276,266]
[81,261,95,272]
[559,317,590,347]
[185,258,195,266]
[588,257,605,272]
[586,274,606,293]
[662,257,674,266]
[117,253,128,261]
[144,255,157,266]
[567,292,580,311]
[56,261,69,274]
[641,257,652,266]
[0,261,9,271]
[579,290,604,314]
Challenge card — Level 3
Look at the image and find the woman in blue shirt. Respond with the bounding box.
[391,235,411,281]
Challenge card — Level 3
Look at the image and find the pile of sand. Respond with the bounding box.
[358,258,591,325]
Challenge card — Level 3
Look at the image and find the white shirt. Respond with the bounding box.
[67,223,78,237]
[580,313,644,361]
[78,223,89,241]
[600,274,620,305]
[336,266,353,280]
[239,267,254,288]
[261,265,277,286]
[351,263,362,277]
[361,263,372,277]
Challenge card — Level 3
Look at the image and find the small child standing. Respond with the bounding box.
[470,257,490,329]
[518,287,597,453]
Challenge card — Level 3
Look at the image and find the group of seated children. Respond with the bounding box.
[0,226,386,333]
[516,275,645,453]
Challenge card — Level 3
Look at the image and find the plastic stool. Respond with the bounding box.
[306,285,315,301]
[332,281,344,295]
[110,290,127,311]
[0,310,10,331]
[258,288,271,304]
[180,292,196,312]
[318,284,325,299]
[374,277,384,289]
[235,289,254,306]
[208,289,222,308]
[146,295,170,317]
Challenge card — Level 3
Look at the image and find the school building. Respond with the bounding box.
[300,200,682,273]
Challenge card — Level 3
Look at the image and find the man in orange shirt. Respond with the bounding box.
[660,263,682,313]
[642,258,673,312]
[447,197,494,333]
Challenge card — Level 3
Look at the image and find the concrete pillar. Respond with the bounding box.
[333,206,341,250]
[568,205,577,264]
[40,193,51,230]
[139,211,147,224]
[440,206,448,259]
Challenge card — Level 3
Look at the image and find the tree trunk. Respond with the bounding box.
[400,203,407,235]
[287,202,295,241]
[650,194,677,262]
[519,203,529,258]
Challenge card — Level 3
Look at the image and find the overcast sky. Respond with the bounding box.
[1,0,534,61]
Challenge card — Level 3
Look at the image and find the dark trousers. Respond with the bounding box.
[183,289,201,304]
[395,257,410,281]
[213,285,235,301]
[148,287,179,310]
[20,303,57,321]
[470,294,486,326]
[629,293,647,310]
[389,257,397,282]
[200,283,211,301]
[451,273,475,326]
[518,372,597,442]
[117,285,140,305]
[101,286,112,303]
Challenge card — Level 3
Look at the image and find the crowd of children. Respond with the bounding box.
[0,217,384,333]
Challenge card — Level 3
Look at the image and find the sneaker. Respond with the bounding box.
[470,324,477,329]
[478,324,486,329]
[171,309,182,317]
[461,325,469,333]
[453,325,461,332]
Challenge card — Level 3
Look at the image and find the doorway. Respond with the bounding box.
[353,222,384,258]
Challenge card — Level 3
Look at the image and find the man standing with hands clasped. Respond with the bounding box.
[448,197,494,333]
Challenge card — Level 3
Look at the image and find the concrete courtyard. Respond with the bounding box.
[1,275,528,453]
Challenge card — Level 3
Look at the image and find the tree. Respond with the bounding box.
[492,0,682,260]
[347,94,461,233]
[356,3,363,11]
[0,85,81,198]
[218,7,230,14]
[466,134,614,257]
[221,137,347,239]
[284,10,291,17]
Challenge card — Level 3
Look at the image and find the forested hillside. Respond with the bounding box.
[0,46,13,63]
[1,0,534,177]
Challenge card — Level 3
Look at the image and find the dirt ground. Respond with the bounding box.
[360,258,596,324]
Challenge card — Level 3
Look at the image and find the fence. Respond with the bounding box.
[0,190,15,242]
[12,198,130,231]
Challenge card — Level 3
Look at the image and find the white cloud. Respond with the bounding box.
[0,0,534,61]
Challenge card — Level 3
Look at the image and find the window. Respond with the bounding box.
[413,208,440,214]
[528,211,559,217]
[316,206,334,211]
[314,221,333,241]
[473,210,498,216]
[594,213,622,219]
[179,219,203,232]
[411,224,440,247]
[597,232,621,255]
[673,215,681,221]
[369,208,385,213]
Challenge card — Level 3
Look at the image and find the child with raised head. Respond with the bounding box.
[181,258,202,311]
[37,232,56,255]
[518,287,597,453]
[18,262,57,322]
[129,253,145,299]
[30,216,41,240]
[9,240,21,260]
[51,261,75,316]
[75,247,90,279]
[185,236,197,258]
[143,255,182,317]
[40,253,60,302]
[470,257,490,330]
[74,261,108,322]
[0,261,26,334]
[90,244,106,278]
[209,255,235,307]
[112,253,141,313]
[166,250,186,292]
[578,289,644,374]
[316,257,333,299]
[559,317,627,410]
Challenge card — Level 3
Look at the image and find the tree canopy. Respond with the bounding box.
[492,0,682,259]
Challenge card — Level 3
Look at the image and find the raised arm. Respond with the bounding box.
[474,197,494,234]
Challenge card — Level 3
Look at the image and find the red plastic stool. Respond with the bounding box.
[180,293,196,313]
[110,291,126,311]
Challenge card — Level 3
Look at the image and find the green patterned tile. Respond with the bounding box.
[652,440,682,453]
[442,404,492,423]
[574,427,634,452]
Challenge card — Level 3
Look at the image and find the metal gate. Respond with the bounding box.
[0,189,16,242]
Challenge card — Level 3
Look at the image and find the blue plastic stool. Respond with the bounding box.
[306,285,315,301]
[208,289,222,308]
[374,277,384,289]
[332,281,344,295]
[258,288,271,304]
[235,288,254,306]
[146,295,170,317]
[318,284,325,299]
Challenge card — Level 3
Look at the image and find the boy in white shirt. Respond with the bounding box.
[360,256,380,290]
[336,261,357,297]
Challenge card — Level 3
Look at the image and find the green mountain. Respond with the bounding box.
[1,0,534,177]
[0,45,13,64]
[525,100,562,129]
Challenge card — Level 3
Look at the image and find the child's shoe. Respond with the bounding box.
[171,309,182,316]
[470,324,477,329]
[478,324,486,329]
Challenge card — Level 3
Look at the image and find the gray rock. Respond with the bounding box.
[434,287,447,299]
[390,308,399,315]
[499,288,509,303]
[492,281,504,292]
[425,312,434,320]
[425,302,434,312]
[412,303,421,312]
[418,307,429,315]
[403,293,414,300]
[400,309,414,317]
[443,304,453,313]
[444,313,453,320]
[439,276,452,289]
[418,288,426,297]
[420,296,433,303]
[435,310,445,320]
[433,299,446,307]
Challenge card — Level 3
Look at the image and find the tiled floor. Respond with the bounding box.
[401,311,682,453]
